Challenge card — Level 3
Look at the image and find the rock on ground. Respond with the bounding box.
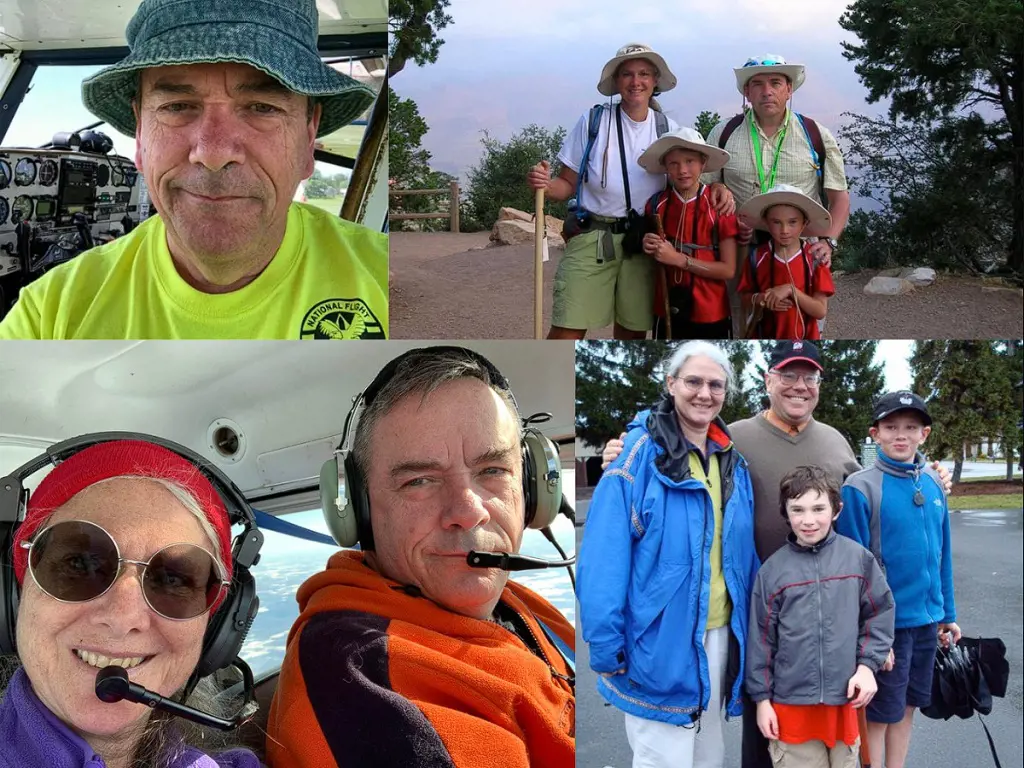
[491,217,564,248]
[864,275,915,295]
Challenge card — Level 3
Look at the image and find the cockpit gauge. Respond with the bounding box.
[14,158,37,186]
[0,161,10,190]
[38,159,58,187]
[11,194,33,223]
[96,163,110,187]
[111,166,125,187]
[0,197,8,226]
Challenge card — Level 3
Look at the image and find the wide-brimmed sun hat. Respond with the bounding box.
[737,183,832,237]
[734,54,806,95]
[81,0,376,138]
[638,127,730,174]
[597,43,678,96]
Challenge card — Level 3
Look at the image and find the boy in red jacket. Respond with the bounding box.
[638,128,739,339]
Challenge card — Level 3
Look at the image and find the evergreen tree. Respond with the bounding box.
[695,111,721,140]
[839,0,1022,277]
[910,341,1015,483]
[575,341,671,449]
[814,342,885,457]
[465,125,569,228]
[389,0,453,77]
[389,86,433,186]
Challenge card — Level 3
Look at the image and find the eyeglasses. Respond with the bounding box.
[771,370,822,387]
[675,375,727,396]
[743,57,786,67]
[22,520,227,621]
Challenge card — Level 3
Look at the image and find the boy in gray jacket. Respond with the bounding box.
[746,466,895,767]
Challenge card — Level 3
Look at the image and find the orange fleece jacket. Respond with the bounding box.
[267,551,575,768]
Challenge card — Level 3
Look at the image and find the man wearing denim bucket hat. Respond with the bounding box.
[0,0,388,341]
[702,55,851,337]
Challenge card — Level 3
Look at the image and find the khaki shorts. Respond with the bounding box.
[768,738,859,768]
[551,229,654,331]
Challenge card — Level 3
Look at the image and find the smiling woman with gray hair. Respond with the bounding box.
[577,340,759,768]
[0,439,262,768]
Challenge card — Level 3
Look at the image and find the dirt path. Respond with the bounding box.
[389,232,1023,339]
[828,272,1023,339]
[390,232,612,339]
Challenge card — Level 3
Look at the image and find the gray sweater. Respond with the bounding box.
[745,530,895,705]
[730,414,861,561]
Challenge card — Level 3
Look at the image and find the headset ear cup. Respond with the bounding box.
[523,430,562,530]
[320,457,360,549]
[344,455,374,551]
[0,529,18,655]
[195,566,258,679]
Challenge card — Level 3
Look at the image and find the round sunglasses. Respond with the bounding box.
[21,520,227,621]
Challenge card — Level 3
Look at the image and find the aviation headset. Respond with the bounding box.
[0,432,264,681]
[319,346,563,550]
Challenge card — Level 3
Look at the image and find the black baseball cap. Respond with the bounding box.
[768,340,823,371]
[872,391,932,425]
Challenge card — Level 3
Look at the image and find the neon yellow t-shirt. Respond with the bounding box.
[0,203,388,339]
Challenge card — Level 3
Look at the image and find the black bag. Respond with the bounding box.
[920,637,1008,767]
[561,207,592,243]
[614,104,649,256]
[620,209,649,255]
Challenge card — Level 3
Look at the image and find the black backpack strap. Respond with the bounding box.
[654,109,669,137]
[748,245,760,294]
[574,105,605,216]
[703,190,720,259]
[795,113,828,209]
[645,188,667,219]
[718,113,745,149]
[615,104,632,214]
[718,113,746,184]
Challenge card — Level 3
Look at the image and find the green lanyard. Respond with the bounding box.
[748,110,789,193]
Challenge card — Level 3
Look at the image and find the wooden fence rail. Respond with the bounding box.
[390,180,460,232]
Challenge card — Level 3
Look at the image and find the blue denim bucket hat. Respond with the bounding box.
[81,0,376,138]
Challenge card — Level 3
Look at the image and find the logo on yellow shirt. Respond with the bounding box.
[299,298,386,339]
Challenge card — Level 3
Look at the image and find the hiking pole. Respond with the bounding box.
[534,188,545,339]
[857,707,873,767]
[653,211,672,339]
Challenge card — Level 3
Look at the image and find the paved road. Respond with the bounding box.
[575,502,1023,768]
[938,460,1023,480]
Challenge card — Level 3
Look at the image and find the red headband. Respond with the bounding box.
[13,441,234,604]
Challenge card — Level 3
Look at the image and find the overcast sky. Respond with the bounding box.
[392,0,890,206]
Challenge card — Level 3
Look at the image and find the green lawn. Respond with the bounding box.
[961,474,1022,483]
[948,494,1023,511]
[304,196,345,214]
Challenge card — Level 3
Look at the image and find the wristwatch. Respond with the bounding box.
[824,237,838,252]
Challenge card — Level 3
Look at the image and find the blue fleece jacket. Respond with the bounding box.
[838,450,956,629]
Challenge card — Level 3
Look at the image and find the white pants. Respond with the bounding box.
[624,626,730,768]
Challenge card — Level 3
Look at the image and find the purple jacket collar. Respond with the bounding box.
[0,667,263,768]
